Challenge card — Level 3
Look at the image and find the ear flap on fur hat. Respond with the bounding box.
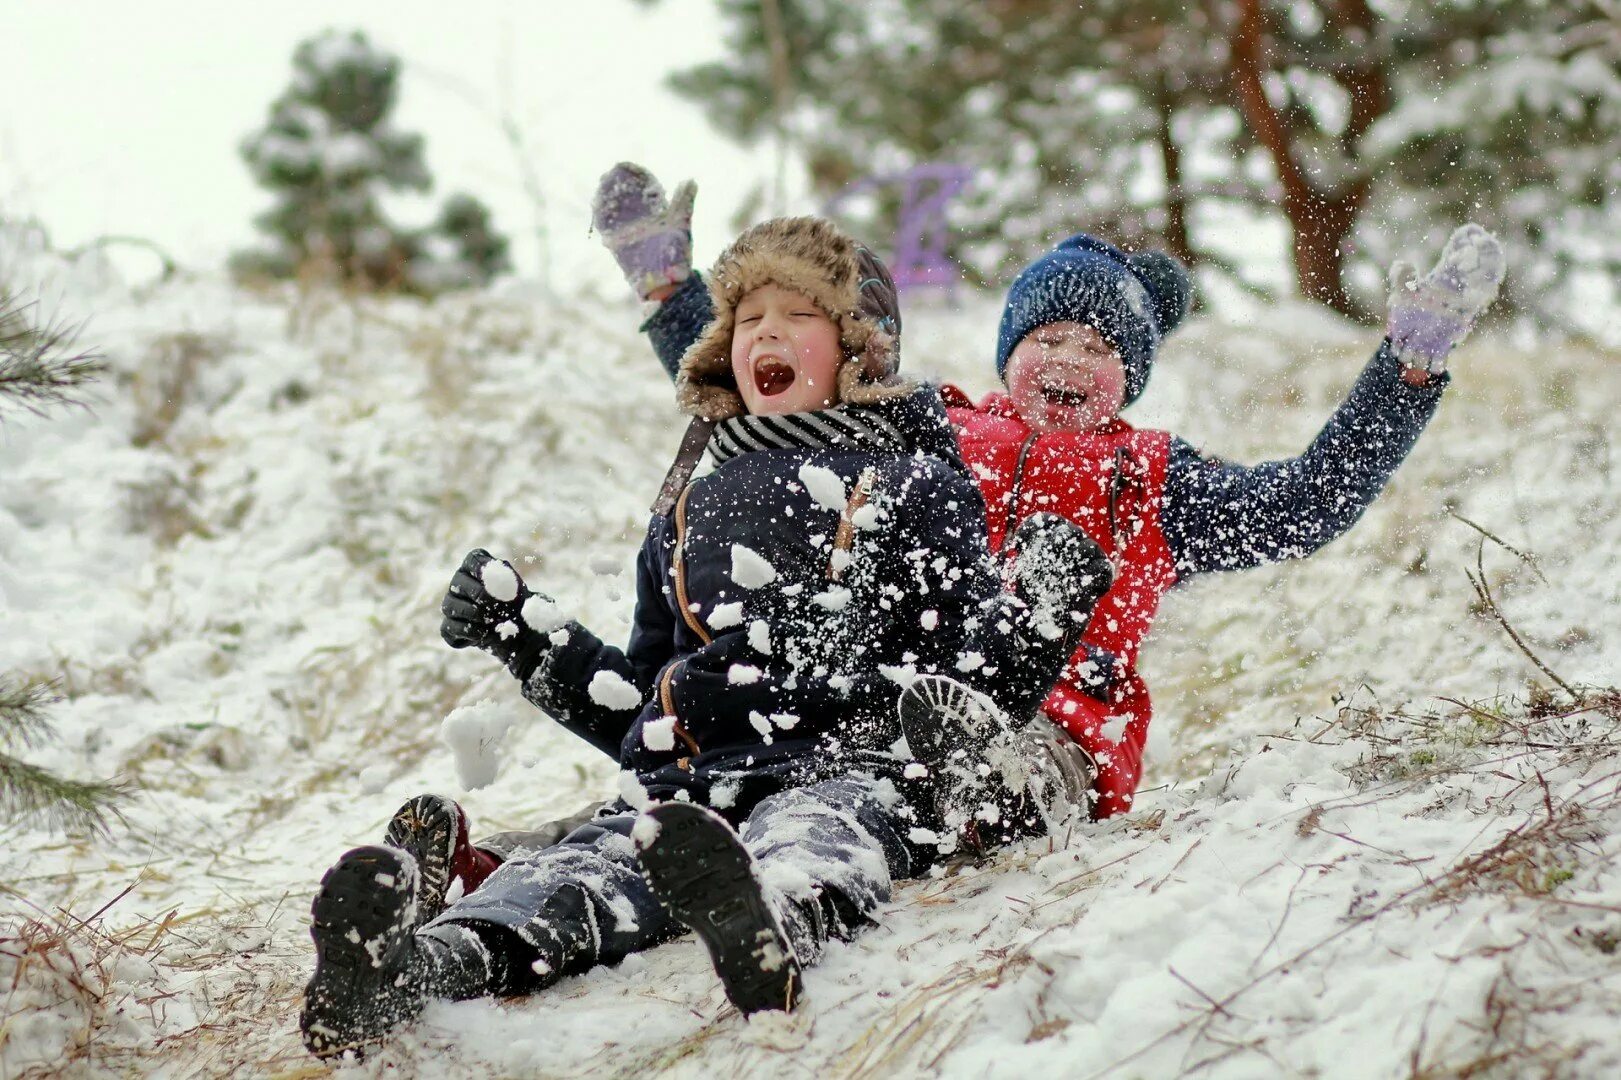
[674,218,912,420]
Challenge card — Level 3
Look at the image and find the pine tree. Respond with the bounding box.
[0,295,123,835]
[406,192,513,293]
[235,29,513,294]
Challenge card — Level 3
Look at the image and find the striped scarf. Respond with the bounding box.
[708,405,908,465]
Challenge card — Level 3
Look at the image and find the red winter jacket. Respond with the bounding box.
[941,386,1176,817]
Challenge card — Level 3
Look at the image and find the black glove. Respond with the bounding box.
[1006,513,1115,641]
[441,549,553,679]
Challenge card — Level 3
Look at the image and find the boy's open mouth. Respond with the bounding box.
[754,357,796,397]
[1042,385,1089,408]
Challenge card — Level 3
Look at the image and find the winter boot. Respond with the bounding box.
[300,846,497,1059]
[898,674,1066,854]
[383,794,503,925]
[633,802,804,1015]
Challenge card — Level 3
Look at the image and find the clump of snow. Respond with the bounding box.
[747,619,772,654]
[708,601,745,629]
[641,717,677,752]
[588,671,643,711]
[440,700,516,790]
[495,620,518,640]
[480,558,520,602]
[630,814,662,850]
[729,664,763,685]
[730,544,778,588]
[813,586,852,611]
[616,771,652,811]
[797,462,848,511]
[521,594,568,633]
[356,764,390,795]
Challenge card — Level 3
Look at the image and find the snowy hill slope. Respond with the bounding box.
[2,248,1618,1078]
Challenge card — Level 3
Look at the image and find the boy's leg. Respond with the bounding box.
[301,845,498,1059]
[636,775,922,1014]
[302,816,679,1058]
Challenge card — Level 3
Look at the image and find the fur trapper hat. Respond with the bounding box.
[676,216,913,420]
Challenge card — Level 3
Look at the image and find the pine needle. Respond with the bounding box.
[0,291,105,418]
[0,751,127,836]
[0,675,60,750]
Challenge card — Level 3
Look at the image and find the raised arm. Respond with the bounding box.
[592,161,711,382]
[1163,224,1505,577]
[1161,342,1445,575]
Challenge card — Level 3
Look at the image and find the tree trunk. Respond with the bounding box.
[1153,87,1197,269]
[1228,0,1384,318]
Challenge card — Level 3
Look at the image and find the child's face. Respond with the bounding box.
[1004,321,1127,433]
[730,284,844,416]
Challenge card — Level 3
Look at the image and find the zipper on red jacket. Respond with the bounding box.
[1001,432,1040,558]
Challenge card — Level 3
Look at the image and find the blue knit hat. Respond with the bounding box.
[995,234,1192,405]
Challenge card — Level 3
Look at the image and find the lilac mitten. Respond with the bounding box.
[591,162,696,301]
[1386,224,1506,375]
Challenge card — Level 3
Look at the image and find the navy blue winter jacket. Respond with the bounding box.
[513,386,1064,814]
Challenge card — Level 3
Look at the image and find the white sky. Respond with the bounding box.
[0,1,795,289]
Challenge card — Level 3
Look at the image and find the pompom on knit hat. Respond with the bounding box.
[676,216,912,421]
[995,233,1192,406]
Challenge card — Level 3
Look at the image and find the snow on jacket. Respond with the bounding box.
[513,384,1071,817]
[645,275,1449,817]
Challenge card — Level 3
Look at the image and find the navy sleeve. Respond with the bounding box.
[1163,341,1448,577]
[642,272,713,383]
[516,526,675,760]
[894,461,1073,724]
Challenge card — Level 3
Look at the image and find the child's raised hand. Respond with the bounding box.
[1386,224,1506,380]
[591,161,697,302]
[441,549,548,665]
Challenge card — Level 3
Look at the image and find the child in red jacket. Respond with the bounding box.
[601,165,1505,819]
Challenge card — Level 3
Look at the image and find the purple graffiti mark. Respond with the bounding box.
[824,164,974,294]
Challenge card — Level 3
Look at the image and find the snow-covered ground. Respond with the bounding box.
[3,240,1618,1078]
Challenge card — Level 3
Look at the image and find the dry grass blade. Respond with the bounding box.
[1465,542,1580,702]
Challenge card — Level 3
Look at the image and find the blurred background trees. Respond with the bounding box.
[234,29,511,294]
[659,0,1621,323]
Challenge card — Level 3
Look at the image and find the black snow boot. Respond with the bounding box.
[382,794,503,925]
[634,802,804,1015]
[300,846,496,1059]
[898,674,1060,854]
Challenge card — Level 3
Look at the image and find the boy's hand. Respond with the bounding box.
[1006,514,1115,641]
[1387,223,1506,379]
[592,162,696,302]
[441,549,550,669]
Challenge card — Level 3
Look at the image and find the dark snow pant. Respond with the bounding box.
[425,774,919,994]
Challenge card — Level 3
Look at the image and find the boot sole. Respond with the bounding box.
[300,845,420,1059]
[383,794,459,925]
[636,803,802,1015]
[899,676,1051,846]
